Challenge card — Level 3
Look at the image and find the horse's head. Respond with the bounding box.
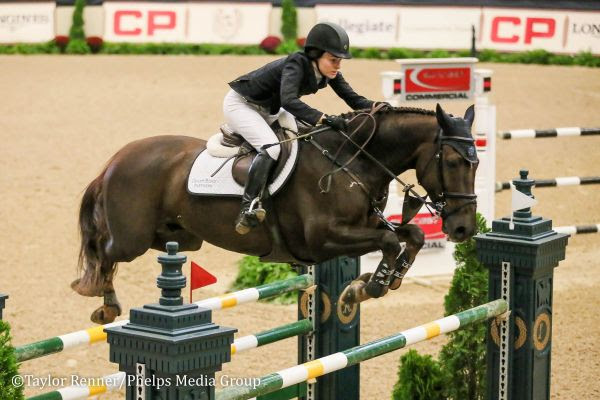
[415,104,478,242]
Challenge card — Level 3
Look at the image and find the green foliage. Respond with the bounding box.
[66,0,90,54]
[427,49,451,58]
[276,39,300,55]
[231,256,298,304]
[394,214,490,400]
[99,42,268,55]
[69,0,86,41]
[280,0,297,42]
[439,213,490,399]
[0,321,24,400]
[392,349,447,400]
[386,48,425,59]
[0,40,598,68]
[66,39,91,54]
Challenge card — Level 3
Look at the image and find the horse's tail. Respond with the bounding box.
[72,166,116,297]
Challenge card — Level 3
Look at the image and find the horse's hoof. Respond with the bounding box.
[90,304,121,324]
[71,278,103,297]
[340,281,366,304]
[389,278,403,290]
[364,282,388,299]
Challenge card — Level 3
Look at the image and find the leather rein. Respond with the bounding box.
[306,104,478,226]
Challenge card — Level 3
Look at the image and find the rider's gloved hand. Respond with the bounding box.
[322,115,347,131]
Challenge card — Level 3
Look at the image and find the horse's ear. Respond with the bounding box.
[435,103,451,130]
[463,105,475,127]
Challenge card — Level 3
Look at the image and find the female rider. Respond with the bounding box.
[224,22,377,234]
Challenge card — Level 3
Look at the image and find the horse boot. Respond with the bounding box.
[235,150,276,235]
[389,250,412,290]
[364,259,394,298]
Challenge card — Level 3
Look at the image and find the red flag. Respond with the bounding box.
[190,261,217,303]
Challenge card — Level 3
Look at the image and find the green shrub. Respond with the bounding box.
[281,0,297,42]
[66,39,90,54]
[393,214,490,400]
[0,321,24,400]
[573,51,600,67]
[69,0,86,41]
[427,49,451,58]
[276,39,299,55]
[0,41,598,68]
[392,349,447,400]
[231,256,298,304]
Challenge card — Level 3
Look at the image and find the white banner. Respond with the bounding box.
[480,8,567,53]
[187,3,271,44]
[563,11,600,54]
[479,8,600,54]
[315,5,400,48]
[104,2,187,43]
[396,6,481,50]
[0,3,54,43]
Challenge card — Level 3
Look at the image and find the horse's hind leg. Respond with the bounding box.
[87,203,158,324]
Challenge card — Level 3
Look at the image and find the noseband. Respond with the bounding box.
[421,129,478,219]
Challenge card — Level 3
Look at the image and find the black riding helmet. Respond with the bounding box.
[304,22,352,59]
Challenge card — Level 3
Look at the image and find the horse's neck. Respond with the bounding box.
[356,112,437,190]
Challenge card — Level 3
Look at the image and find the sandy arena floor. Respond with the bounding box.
[1,56,599,399]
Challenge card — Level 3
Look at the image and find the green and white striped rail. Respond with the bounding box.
[26,319,313,400]
[216,299,508,400]
[16,274,314,362]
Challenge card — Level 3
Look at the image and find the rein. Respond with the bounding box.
[262,105,478,226]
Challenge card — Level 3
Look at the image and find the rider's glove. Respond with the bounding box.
[322,115,347,131]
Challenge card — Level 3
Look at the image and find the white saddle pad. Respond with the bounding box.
[187,137,299,197]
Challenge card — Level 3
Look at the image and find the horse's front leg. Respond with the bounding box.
[389,224,425,290]
[315,226,403,304]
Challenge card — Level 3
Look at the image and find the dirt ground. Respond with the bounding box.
[1,56,599,399]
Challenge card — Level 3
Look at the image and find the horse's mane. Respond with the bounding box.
[339,106,435,119]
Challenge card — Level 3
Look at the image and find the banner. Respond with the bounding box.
[315,5,399,48]
[480,8,600,54]
[187,3,271,45]
[0,3,54,43]
[104,2,187,43]
[396,6,481,50]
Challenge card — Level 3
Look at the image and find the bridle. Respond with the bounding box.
[307,108,478,227]
[419,129,479,220]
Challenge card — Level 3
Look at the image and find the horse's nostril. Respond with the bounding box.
[455,226,466,239]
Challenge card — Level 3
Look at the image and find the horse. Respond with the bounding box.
[72,104,479,324]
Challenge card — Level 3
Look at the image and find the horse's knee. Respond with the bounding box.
[380,231,402,258]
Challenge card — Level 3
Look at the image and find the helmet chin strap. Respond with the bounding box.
[312,60,326,78]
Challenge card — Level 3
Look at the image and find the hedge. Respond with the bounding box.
[0,41,598,67]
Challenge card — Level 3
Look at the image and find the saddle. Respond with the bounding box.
[207,123,295,186]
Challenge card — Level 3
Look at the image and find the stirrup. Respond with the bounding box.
[249,198,266,222]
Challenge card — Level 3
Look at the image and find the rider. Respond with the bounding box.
[224,22,376,235]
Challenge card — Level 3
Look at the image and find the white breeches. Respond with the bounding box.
[223,89,297,160]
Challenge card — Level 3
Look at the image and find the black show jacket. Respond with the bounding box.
[228,51,373,126]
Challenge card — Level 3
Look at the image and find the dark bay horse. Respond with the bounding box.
[73,104,479,324]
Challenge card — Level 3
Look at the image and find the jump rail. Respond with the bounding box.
[216,299,508,400]
[15,274,314,362]
[553,224,600,235]
[499,127,600,139]
[27,319,314,400]
[495,176,600,192]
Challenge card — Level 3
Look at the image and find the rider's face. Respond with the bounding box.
[317,52,342,79]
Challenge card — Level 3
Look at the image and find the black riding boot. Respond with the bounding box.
[235,150,276,235]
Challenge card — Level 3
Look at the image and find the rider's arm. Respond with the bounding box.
[329,72,374,110]
[280,58,324,126]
